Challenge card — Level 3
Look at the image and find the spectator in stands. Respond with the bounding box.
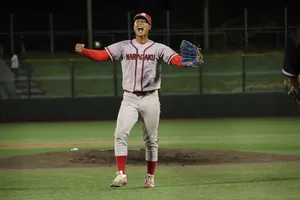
[10,51,19,79]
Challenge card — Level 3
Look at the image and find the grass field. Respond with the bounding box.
[21,52,284,97]
[0,118,300,200]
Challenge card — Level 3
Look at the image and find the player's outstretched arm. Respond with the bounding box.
[170,53,203,68]
[169,40,203,68]
[75,43,110,61]
[170,55,185,67]
[161,40,203,68]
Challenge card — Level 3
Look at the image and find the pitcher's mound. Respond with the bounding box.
[1,148,300,169]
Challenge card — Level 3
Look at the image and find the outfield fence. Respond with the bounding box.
[7,51,284,98]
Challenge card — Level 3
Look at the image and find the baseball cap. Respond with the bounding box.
[134,12,152,26]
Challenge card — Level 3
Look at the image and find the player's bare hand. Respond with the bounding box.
[75,43,85,53]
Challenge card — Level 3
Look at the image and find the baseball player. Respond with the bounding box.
[75,12,202,188]
[282,26,300,104]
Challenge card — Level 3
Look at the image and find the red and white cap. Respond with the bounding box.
[134,12,152,26]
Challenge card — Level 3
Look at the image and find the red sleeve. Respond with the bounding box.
[80,48,110,61]
[170,55,185,67]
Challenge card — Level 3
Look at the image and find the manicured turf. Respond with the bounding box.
[1,118,300,156]
[1,118,300,200]
[0,163,300,200]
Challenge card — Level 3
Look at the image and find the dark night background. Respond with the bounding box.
[0,0,299,54]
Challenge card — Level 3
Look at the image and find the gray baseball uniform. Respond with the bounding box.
[105,39,178,161]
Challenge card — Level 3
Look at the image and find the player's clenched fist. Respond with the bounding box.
[75,43,85,53]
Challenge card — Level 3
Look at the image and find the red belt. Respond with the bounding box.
[124,90,156,96]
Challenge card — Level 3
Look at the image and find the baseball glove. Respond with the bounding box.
[180,40,204,67]
[283,78,300,104]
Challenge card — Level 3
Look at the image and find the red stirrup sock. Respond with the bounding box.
[146,161,157,175]
[116,156,127,174]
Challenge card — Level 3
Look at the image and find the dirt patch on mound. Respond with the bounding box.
[1,148,300,169]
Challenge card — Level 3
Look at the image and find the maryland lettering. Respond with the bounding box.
[126,54,155,61]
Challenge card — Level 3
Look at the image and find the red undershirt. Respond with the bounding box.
[81,46,184,67]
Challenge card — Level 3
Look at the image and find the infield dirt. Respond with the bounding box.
[1,143,300,169]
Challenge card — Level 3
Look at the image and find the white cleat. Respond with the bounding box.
[111,170,127,187]
[144,174,155,188]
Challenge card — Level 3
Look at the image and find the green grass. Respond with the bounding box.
[0,147,78,158]
[0,163,300,200]
[1,118,300,200]
[1,118,300,155]
[22,53,284,96]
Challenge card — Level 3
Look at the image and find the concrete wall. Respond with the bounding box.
[1,92,299,122]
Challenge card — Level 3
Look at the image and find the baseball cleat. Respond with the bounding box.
[144,174,155,188]
[111,170,127,187]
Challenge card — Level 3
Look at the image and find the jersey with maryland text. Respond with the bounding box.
[105,39,178,92]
